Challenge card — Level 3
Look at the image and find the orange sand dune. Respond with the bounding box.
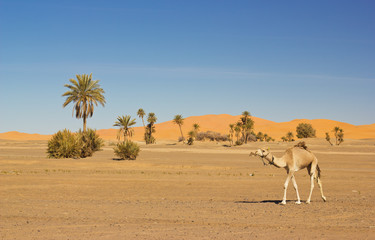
[0,131,51,141]
[98,114,375,141]
[1,114,374,141]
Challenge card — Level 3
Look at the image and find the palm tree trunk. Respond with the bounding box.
[142,117,145,128]
[179,125,185,143]
[83,117,87,132]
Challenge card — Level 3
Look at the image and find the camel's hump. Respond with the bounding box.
[294,141,308,150]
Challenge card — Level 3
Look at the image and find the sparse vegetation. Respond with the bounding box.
[296,123,316,138]
[331,127,344,145]
[187,130,195,145]
[240,111,255,144]
[47,128,103,159]
[229,111,256,145]
[256,132,274,142]
[173,115,185,143]
[77,128,104,158]
[113,140,140,160]
[196,131,228,142]
[228,124,235,146]
[145,112,157,144]
[193,123,200,136]
[113,115,136,141]
[113,115,140,160]
[325,132,333,145]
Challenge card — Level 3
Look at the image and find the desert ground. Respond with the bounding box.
[1,138,375,239]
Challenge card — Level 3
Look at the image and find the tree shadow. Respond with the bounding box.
[112,158,135,161]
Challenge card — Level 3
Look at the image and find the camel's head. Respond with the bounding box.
[249,148,271,165]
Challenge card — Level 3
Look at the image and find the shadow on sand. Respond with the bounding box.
[235,200,293,205]
[112,158,135,161]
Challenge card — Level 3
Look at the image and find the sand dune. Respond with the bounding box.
[0,131,51,141]
[1,114,374,141]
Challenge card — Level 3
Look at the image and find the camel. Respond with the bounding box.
[249,142,326,205]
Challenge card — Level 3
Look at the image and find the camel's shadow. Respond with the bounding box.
[235,200,293,205]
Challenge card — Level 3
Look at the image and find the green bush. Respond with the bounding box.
[47,129,80,158]
[187,137,194,145]
[47,128,103,159]
[235,140,243,146]
[296,123,316,138]
[114,141,140,160]
[77,129,104,158]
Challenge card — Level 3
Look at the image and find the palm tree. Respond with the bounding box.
[137,108,146,128]
[113,115,136,142]
[325,132,333,146]
[256,132,264,142]
[333,126,340,145]
[173,115,185,143]
[240,111,253,143]
[337,129,344,145]
[145,112,157,144]
[62,73,105,132]
[234,125,241,143]
[242,111,251,121]
[229,124,235,145]
[193,123,200,134]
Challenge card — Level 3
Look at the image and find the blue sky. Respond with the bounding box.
[1,0,374,134]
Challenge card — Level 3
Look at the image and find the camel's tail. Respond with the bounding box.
[316,164,321,179]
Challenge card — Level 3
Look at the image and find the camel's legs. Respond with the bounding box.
[317,177,327,202]
[291,175,301,204]
[306,174,314,204]
[281,173,292,205]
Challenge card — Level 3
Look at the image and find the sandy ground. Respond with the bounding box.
[1,138,375,239]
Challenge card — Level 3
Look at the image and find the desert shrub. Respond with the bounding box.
[196,132,205,141]
[114,140,140,160]
[235,140,243,146]
[47,128,103,159]
[247,134,257,142]
[196,131,228,142]
[47,129,80,158]
[144,131,156,144]
[77,129,104,158]
[296,123,316,138]
[187,137,194,145]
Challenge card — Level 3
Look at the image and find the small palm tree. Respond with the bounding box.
[234,125,241,143]
[62,73,105,132]
[187,130,196,145]
[193,123,200,133]
[113,115,136,142]
[333,126,340,145]
[145,113,157,144]
[137,108,146,128]
[325,132,333,146]
[337,129,344,145]
[229,124,235,145]
[173,115,185,143]
[286,131,294,142]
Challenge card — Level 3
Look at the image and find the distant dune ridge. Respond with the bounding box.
[1,114,374,141]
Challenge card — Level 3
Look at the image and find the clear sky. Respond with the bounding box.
[1,0,374,134]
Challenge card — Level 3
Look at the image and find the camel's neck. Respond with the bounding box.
[264,153,287,168]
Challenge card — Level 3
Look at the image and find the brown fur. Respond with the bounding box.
[295,141,308,150]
